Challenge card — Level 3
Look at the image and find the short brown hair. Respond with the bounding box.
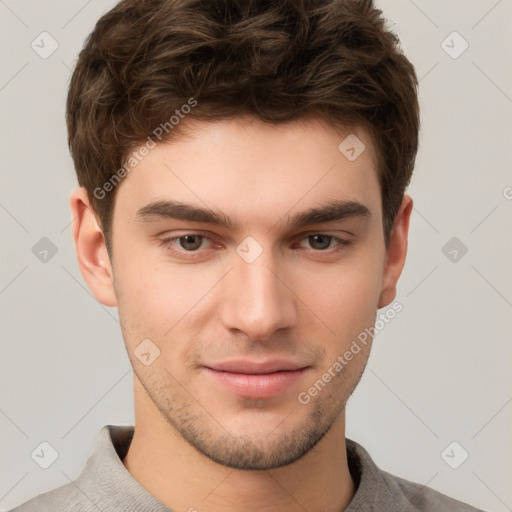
[66,0,420,252]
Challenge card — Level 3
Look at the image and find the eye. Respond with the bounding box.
[159,232,217,258]
[174,234,205,251]
[297,234,350,252]
[159,231,350,260]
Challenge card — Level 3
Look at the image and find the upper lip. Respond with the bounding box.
[205,359,308,374]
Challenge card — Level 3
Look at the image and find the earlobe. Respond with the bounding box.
[70,187,117,307]
[378,194,413,309]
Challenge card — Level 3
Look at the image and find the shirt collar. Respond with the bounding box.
[75,425,171,511]
[79,424,398,511]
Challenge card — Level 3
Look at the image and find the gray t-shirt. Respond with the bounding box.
[10,425,485,511]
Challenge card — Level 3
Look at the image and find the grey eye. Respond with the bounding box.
[307,234,333,250]
[178,234,204,251]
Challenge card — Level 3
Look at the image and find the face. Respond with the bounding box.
[83,116,407,470]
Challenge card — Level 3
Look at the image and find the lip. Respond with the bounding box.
[203,359,309,399]
[206,359,307,374]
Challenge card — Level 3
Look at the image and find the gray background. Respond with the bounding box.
[1,0,511,511]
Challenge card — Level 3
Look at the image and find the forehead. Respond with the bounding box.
[114,116,381,228]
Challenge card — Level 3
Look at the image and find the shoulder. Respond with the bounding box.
[380,470,486,512]
[9,424,168,512]
[9,481,94,512]
[345,439,486,512]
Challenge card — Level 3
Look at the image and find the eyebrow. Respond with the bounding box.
[136,199,371,231]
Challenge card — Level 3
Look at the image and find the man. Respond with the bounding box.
[12,0,484,510]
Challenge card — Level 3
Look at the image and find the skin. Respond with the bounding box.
[70,116,412,512]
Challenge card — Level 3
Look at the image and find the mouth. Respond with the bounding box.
[203,359,310,399]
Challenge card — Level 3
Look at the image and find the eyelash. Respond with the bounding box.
[159,232,351,259]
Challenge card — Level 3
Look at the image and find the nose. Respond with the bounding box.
[219,246,298,341]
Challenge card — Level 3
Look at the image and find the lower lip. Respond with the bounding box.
[204,367,307,399]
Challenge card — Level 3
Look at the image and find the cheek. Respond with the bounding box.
[114,255,222,349]
[113,257,179,337]
[296,255,383,341]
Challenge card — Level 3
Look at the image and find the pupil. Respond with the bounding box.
[311,234,330,250]
[181,235,202,250]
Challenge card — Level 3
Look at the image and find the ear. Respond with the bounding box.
[69,187,117,307]
[378,194,413,308]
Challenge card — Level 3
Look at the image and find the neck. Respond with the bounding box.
[123,379,355,512]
